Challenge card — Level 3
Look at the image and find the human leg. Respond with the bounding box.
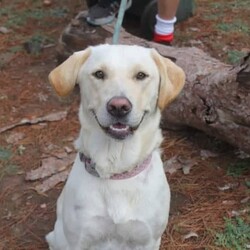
[154,0,179,44]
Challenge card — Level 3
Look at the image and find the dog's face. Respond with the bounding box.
[49,45,185,140]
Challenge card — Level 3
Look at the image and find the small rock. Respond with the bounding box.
[189,27,200,32]
[64,146,73,154]
[43,0,52,6]
[189,39,203,46]
[18,145,26,155]
[38,93,48,102]
[0,26,10,34]
[240,196,250,204]
[231,208,249,217]
[6,211,12,220]
[71,19,81,27]
[40,203,47,209]
[222,200,236,205]
[222,46,229,52]
[0,94,7,100]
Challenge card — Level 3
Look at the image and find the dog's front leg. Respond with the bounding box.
[46,189,69,250]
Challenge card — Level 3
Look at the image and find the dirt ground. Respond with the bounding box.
[0,0,249,249]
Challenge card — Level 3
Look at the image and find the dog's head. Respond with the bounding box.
[49,44,185,140]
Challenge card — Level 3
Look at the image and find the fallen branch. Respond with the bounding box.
[0,110,68,134]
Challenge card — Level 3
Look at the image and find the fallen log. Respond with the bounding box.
[56,13,250,153]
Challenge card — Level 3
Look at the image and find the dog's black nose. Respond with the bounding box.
[107,97,132,117]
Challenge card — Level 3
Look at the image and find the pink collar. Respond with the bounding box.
[79,152,152,180]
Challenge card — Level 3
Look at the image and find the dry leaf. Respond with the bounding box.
[164,156,182,174]
[218,183,239,191]
[164,156,196,175]
[235,150,250,159]
[35,170,69,193]
[64,146,73,154]
[26,153,75,181]
[231,208,250,217]
[6,132,25,144]
[51,151,68,159]
[182,232,198,241]
[200,149,218,159]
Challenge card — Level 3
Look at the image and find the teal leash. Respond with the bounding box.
[112,0,127,44]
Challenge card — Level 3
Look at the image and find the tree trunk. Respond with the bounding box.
[57,15,250,153]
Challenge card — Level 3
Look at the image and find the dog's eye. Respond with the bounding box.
[93,70,105,80]
[136,72,148,81]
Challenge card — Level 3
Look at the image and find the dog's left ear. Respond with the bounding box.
[151,49,185,110]
[49,48,91,96]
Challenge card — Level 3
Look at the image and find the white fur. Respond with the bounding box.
[46,45,173,250]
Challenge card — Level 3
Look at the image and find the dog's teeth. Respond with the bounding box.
[110,125,129,131]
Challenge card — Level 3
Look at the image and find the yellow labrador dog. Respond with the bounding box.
[46,44,185,250]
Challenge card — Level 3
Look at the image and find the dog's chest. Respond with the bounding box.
[72,180,144,223]
[102,186,143,222]
[66,155,168,221]
[70,187,155,249]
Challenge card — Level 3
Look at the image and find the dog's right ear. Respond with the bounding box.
[49,48,91,96]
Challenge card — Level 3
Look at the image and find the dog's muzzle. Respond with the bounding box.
[91,96,148,140]
[104,96,133,139]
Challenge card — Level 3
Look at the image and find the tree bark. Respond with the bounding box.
[57,15,250,153]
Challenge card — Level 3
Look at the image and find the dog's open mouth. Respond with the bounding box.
[91,110,147,140]
[106,123,132,140]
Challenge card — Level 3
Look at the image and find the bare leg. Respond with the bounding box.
[157,0,179,20]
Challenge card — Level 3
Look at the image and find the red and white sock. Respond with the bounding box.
[153,15,177,43]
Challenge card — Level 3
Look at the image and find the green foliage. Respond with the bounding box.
[24,32,55,55]
[203,13,222,21]
[227,50,246,65]
[210,1,250,10]
[217,20,249,34]
[8,45,23,53]
[215,217,250,250]
[49,7,69,18]
[0,6,12,17]
[2,4,68,28]
[227,158,250,177]
[0,147,12,161]
[0,146,21,180]
[245,180,250,188]
[4,164,20,175]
